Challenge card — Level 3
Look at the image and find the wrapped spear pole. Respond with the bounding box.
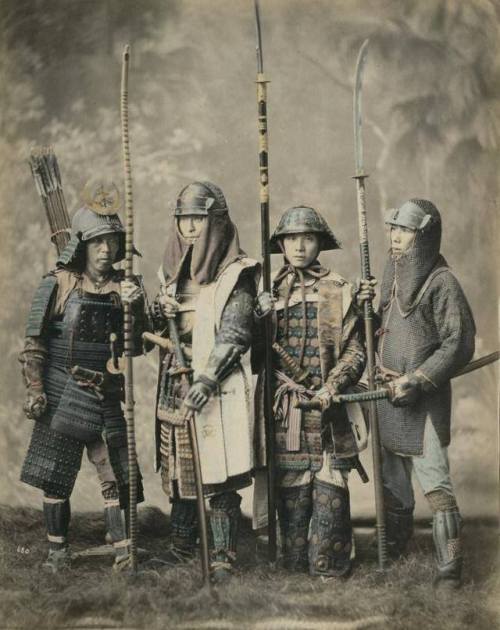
[29,147,71,255]
[352,40,387,569]
[254,0,277,564]
[120,44,139,573]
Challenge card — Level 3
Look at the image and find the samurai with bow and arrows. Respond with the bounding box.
[150,181,260,584]
[19,178,151,573]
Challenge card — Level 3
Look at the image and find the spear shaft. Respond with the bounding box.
[353,39,387,570]
[120,44,139,573]
[254,0,277,563]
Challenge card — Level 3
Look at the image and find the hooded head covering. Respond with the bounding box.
[56,180,128,271]
[380,198,446,316]
[162,181,245,286]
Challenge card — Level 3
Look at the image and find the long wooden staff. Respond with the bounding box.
[253,0,277,564]
[120,44,139,573]
[352,39,387,570]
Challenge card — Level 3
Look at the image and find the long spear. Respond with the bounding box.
[352,40,387,570]
[254,0,277,563]
[120,44,139,573]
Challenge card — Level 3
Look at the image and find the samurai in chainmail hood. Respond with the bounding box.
[380,198,444,315]
[253,205,367,578]
[373,197,476,589]
[151,181,260,582]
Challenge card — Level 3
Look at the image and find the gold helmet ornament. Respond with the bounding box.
[82,178,121,215]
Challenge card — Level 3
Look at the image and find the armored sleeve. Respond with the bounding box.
[325,306,366,393]
[150,292,168,332]
[25,273,58,337]
[130,274,153,355]
[414,272,475,389]
[201,270,257,384]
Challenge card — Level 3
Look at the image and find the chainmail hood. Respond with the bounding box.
[380,199,445,316]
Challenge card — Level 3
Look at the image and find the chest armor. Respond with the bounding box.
[275,302,322,389]
[176,276,201,342]
[47,289,123,370]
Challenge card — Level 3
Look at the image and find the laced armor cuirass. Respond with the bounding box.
[275,302,322,390]
[44,289,125,444]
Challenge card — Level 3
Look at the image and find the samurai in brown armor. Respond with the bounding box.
[20,182,149,572]
[151,181,259,582]
[255,206,367,577]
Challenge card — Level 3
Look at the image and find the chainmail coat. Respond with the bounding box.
[377,201,475,455]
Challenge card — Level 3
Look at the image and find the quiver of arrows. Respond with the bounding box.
[29,147,71,255]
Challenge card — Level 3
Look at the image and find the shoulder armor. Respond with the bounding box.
[56,233,81,268]
[321,270,349,287]
[25,273,59,337]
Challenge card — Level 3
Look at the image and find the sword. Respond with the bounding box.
[147,323,211,587]
[296,351,500,409]
[272,342,311,385]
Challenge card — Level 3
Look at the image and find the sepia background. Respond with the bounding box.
[0,0,498,521]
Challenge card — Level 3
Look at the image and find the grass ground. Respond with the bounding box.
[0,505,497,630]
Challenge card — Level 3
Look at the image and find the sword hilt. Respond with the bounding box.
[272,342,310,385]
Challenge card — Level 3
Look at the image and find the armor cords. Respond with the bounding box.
[21,289,142,504]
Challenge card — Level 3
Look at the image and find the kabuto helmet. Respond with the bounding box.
[269,206,341,254]
[175,181,228,216]
[57,179,127,270]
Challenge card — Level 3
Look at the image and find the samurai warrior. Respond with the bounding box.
[151,181,259,582]
[360,198,476,589]
[19,182,149,572]
[255,206,367,577]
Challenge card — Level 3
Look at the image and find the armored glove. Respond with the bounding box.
[20,338,48,420]
[254,291,275,318]
[308,383,340,412]
[182,376,217,414]
[388,373,422,407]
[24,384,48,420]
[158,294,181,319]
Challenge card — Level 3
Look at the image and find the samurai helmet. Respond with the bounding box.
[385,199,441,232]
[269,206,342,254]
[57,179,127,269]
[175,181,228,216]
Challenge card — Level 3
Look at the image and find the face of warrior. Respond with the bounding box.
[178,215,207,244]
[390,225,416,255]
[282,232,320,269]
[86,233,120,276]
